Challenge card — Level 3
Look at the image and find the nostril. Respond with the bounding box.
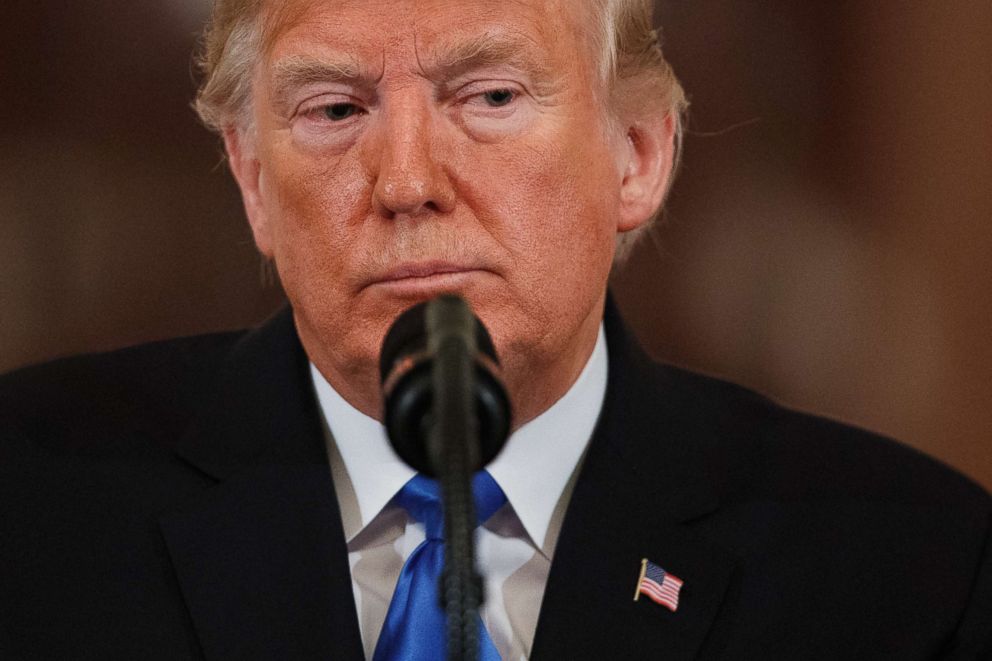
[373,173,453,217]
[378,180,428,215]
[371,141,456,217]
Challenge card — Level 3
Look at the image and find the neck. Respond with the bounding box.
[499,298,604,430]
[301,293,607,432]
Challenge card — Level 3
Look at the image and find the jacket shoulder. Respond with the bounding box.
[654,361,991,511]
[0,329,246,457]
[762,398,989,509]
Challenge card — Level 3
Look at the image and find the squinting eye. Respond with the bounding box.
[323,103,359,121]
[482,89,515,107]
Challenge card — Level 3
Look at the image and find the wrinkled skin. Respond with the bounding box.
[225,0,674,426]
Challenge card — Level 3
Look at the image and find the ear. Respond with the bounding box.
[223,127,274,258]
[616,112,676,233]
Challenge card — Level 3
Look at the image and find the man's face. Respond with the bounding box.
[230,0,663,422]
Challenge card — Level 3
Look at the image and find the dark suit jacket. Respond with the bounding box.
[2,302,990,660]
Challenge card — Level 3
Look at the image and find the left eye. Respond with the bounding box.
[481,89,515,107]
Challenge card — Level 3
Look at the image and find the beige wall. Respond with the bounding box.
[614,1,992,488]
[2,2,989,487]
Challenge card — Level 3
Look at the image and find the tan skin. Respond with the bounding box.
[225,0,675,428]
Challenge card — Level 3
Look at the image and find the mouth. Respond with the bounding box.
[364,261,491,298]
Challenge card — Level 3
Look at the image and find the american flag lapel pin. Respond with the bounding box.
[634,558,683,612]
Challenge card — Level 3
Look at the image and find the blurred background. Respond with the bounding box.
[1,2,989,488]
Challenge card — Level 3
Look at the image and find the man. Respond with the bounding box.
[1,0,990,659]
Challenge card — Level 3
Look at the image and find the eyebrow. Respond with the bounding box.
[422,30,557,85]
[267,30,560,108]
[269,53,374,107]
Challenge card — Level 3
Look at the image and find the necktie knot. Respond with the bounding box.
[373,471,507,661]
[395,471,507,540]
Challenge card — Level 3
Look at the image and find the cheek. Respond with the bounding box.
[262,148,371,286]
[450,115,622,354]
[268,151,361,235]
[468,119,621,275]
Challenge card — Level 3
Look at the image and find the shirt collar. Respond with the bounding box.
[486,326,607,554]
[310,324,608,552]
[310,363,414,542]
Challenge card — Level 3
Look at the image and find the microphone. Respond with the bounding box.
[380,295,512,661]
[379,295,512,477]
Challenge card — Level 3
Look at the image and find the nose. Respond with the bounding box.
[371,100,456,219]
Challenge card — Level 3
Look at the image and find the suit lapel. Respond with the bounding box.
[531,301,740,660]
[160,308,364,661]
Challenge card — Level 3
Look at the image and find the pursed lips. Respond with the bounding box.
[364,261,492,295]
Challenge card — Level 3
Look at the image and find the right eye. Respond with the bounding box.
[321,103,361,121]
[298,97,367,125]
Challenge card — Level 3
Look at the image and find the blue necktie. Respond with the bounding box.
[372,471,506,661]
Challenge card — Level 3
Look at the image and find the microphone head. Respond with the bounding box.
[380,296,511,476]
[378,298,499,383]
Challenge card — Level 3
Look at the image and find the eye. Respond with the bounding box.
[323,103,360,121]
[481,89,515,107]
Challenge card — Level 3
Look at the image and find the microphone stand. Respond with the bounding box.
[427,297,483,661]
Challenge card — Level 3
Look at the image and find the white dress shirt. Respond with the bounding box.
[309,325,608,660]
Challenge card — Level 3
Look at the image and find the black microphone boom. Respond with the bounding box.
[379,295,512,661]
[380,295,512,477]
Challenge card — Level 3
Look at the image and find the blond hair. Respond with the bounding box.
[586,0,687,257]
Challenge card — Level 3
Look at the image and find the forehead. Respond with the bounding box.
[260,0,593,71]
